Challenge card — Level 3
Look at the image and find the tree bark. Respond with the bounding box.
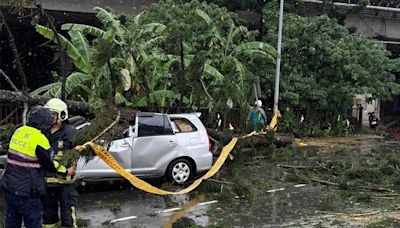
[0,89,91,115]
[178,41,185,112]
[0,9,28,93]
[0,9,30,124]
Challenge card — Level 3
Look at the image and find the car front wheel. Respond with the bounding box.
[167,158,194,185]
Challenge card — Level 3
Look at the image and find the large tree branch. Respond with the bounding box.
[0,69,18,92]
[0,89,91,115]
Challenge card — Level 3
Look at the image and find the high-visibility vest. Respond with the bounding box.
[7,125,51,169]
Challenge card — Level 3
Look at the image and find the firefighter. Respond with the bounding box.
[42,98,78,228]
[0,106,74,228]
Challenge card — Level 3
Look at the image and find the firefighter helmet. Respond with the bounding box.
[44,98,68,121]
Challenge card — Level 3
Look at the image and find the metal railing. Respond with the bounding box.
[0,103,23,125]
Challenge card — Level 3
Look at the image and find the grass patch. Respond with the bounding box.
[172,217,200,228]
[110,203,122,213]
[317,190,343,211]
[217,187,236,206]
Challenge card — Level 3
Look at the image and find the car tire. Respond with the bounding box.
[167,158,194,185]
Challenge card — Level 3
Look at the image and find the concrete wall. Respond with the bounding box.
[40,0,157,15]
[345,14,400,40]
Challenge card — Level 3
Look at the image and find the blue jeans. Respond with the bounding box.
[5,192,42,228]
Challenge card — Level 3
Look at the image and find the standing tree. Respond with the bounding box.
[262,3,400,135]
[140,0,276,112]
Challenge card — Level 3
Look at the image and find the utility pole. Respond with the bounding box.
[273,0,284,114]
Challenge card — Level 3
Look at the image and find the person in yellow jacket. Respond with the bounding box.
[42,98,78,228]
[0,106,74,228]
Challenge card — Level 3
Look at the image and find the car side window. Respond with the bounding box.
[171,118,197,133]
[138,115,174,137]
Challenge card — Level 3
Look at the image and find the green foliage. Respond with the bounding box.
[34,7,168,104]
[140,0,276,111]
[262,3,400,133]
[281,109,352,137]
[34,1,276,112]
[172,217,200,228]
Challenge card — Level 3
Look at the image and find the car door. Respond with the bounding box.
[130,114,178,176]
[76,136,134,179]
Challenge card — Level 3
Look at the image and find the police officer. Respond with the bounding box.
[0,106,74,228]
[42,98,78,228]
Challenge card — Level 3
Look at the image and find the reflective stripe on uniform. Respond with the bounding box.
[71,206,78,228]
[8,149,38,161]
[53,161,67,173]
[42,221,61,228]
[6,158,41,168]
[45,176,76,184]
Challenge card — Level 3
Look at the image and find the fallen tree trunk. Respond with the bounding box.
[0,89,91,115]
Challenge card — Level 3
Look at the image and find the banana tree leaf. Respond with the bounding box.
[134,90,189,106]
[36,25,91,74]
[139,23,167,36]
[68,30,92,68]
[203,63,224,82]
[94,7,121,28]
[30,82,60,96]
[196,9,222,41]
[62,23,106,38]
[241,50,276,63]
[196,9,212,25]
[94,7,125,44]
[141,36,167,49]
[54,72,92,98]
[236,41,277,57]
[110,57,126,69]
[129,11,144,28]
[115,92,133,106]
[233,58,246,90]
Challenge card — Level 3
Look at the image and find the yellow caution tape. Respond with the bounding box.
[85,137,238,195]
[269,110,281,132]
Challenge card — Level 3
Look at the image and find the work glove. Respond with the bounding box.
[74,141,93,153]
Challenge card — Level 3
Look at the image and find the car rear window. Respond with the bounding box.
[138,115,173,137]
[171,118,197,133]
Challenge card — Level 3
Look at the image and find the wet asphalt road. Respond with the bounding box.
[0,182,212,227]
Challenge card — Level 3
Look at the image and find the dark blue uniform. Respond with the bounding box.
[42,123,78,228]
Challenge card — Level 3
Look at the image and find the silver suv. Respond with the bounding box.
[75,112,213,184]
